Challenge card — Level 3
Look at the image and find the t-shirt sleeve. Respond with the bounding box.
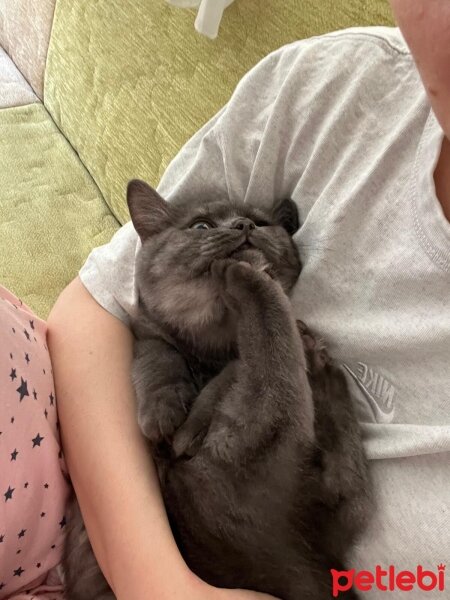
[78,221,140,325]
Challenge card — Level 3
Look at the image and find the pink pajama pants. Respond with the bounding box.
[0,285,70,599]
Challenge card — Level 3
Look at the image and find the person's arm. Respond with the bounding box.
[47,276,277,600]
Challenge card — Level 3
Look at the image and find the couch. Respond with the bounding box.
[0,0,393,319]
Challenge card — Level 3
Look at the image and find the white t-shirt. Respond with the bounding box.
[80,27,450,598]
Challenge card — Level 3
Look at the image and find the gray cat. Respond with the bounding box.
[63,180,372,600]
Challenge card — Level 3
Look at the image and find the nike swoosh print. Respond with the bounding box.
[343,364,395,424]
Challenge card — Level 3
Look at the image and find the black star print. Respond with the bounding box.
[23,329,30,341]
[44,483,49,489]
[4,486,14,501]
[59,516,66,529]
[29,320,35,330]
[51,544,56,549]
[10,417,14,424]
[16,377,29,401]
[33,389,37,400]
[18,529,26,539]
[16,549,21,554]
[36,563,41,568]
[49,392,54,406]
[44,409,48,419]
[0,534,4,542]
[13,566,24,577]
[41,512,46,517]
[25,353,30,364]
[12,327,15,333]
[9,368,17,381]
[24,482,29,488]
[10,449,18,461]
[32,433,44,447]
[9,352,13,359]
[0,582,4,590]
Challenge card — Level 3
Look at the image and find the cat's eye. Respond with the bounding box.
[190,220,215,230]
[254,220,270,227]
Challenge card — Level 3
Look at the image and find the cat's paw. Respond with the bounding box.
[296,320,329,374]
[172,419,208,458]
[137,383,194,445]
[224,260,283,307]
[210,259,245,311]
[210,258,238,281]
[204,427,238,463]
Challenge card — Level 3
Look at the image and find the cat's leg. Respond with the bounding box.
[132,338,197,445]
[201,260,315,464]
[314,365,372,559]
[172,361,237,457]
[297,320,372,556]
[171,319,326,460]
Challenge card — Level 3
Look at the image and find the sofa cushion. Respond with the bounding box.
[0,103,119,318]
[0,47,38,108]
[0,0,56,99]
[44,0,394,225]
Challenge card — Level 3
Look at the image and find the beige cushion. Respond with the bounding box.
[0,0,56,98]
[0,47,38,107]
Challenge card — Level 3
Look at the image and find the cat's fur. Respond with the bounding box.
[63,180,372,600]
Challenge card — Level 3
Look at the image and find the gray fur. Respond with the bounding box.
[63,180,371,600]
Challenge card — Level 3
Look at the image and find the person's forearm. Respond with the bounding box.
[47,277,201,599]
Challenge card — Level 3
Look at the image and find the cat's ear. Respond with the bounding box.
[272,198,300,236]
[127,179,175,241]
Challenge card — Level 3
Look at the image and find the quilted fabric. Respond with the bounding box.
[0,103,119,318]
[0,0,56,99]
[45,0,393,225]
[0,47,38,108]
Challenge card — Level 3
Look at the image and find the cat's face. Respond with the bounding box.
[128,180,301,341]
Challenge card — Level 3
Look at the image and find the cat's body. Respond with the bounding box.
[63,181,371,600]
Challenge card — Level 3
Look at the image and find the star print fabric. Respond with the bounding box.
[0,286,70,599]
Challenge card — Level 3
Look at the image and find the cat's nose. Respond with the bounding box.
[230,217,256,234]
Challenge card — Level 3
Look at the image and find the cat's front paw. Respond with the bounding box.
[137,383,194,445]
[172,420,208,458]
[210,258,237,282]
[224,260,284,309]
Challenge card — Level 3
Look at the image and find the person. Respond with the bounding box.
[2,0,448,598]
[0,287,70,600]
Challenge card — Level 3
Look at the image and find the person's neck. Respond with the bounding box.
[434,135,450,222]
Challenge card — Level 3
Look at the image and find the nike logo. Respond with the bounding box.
[343,362,396,424]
